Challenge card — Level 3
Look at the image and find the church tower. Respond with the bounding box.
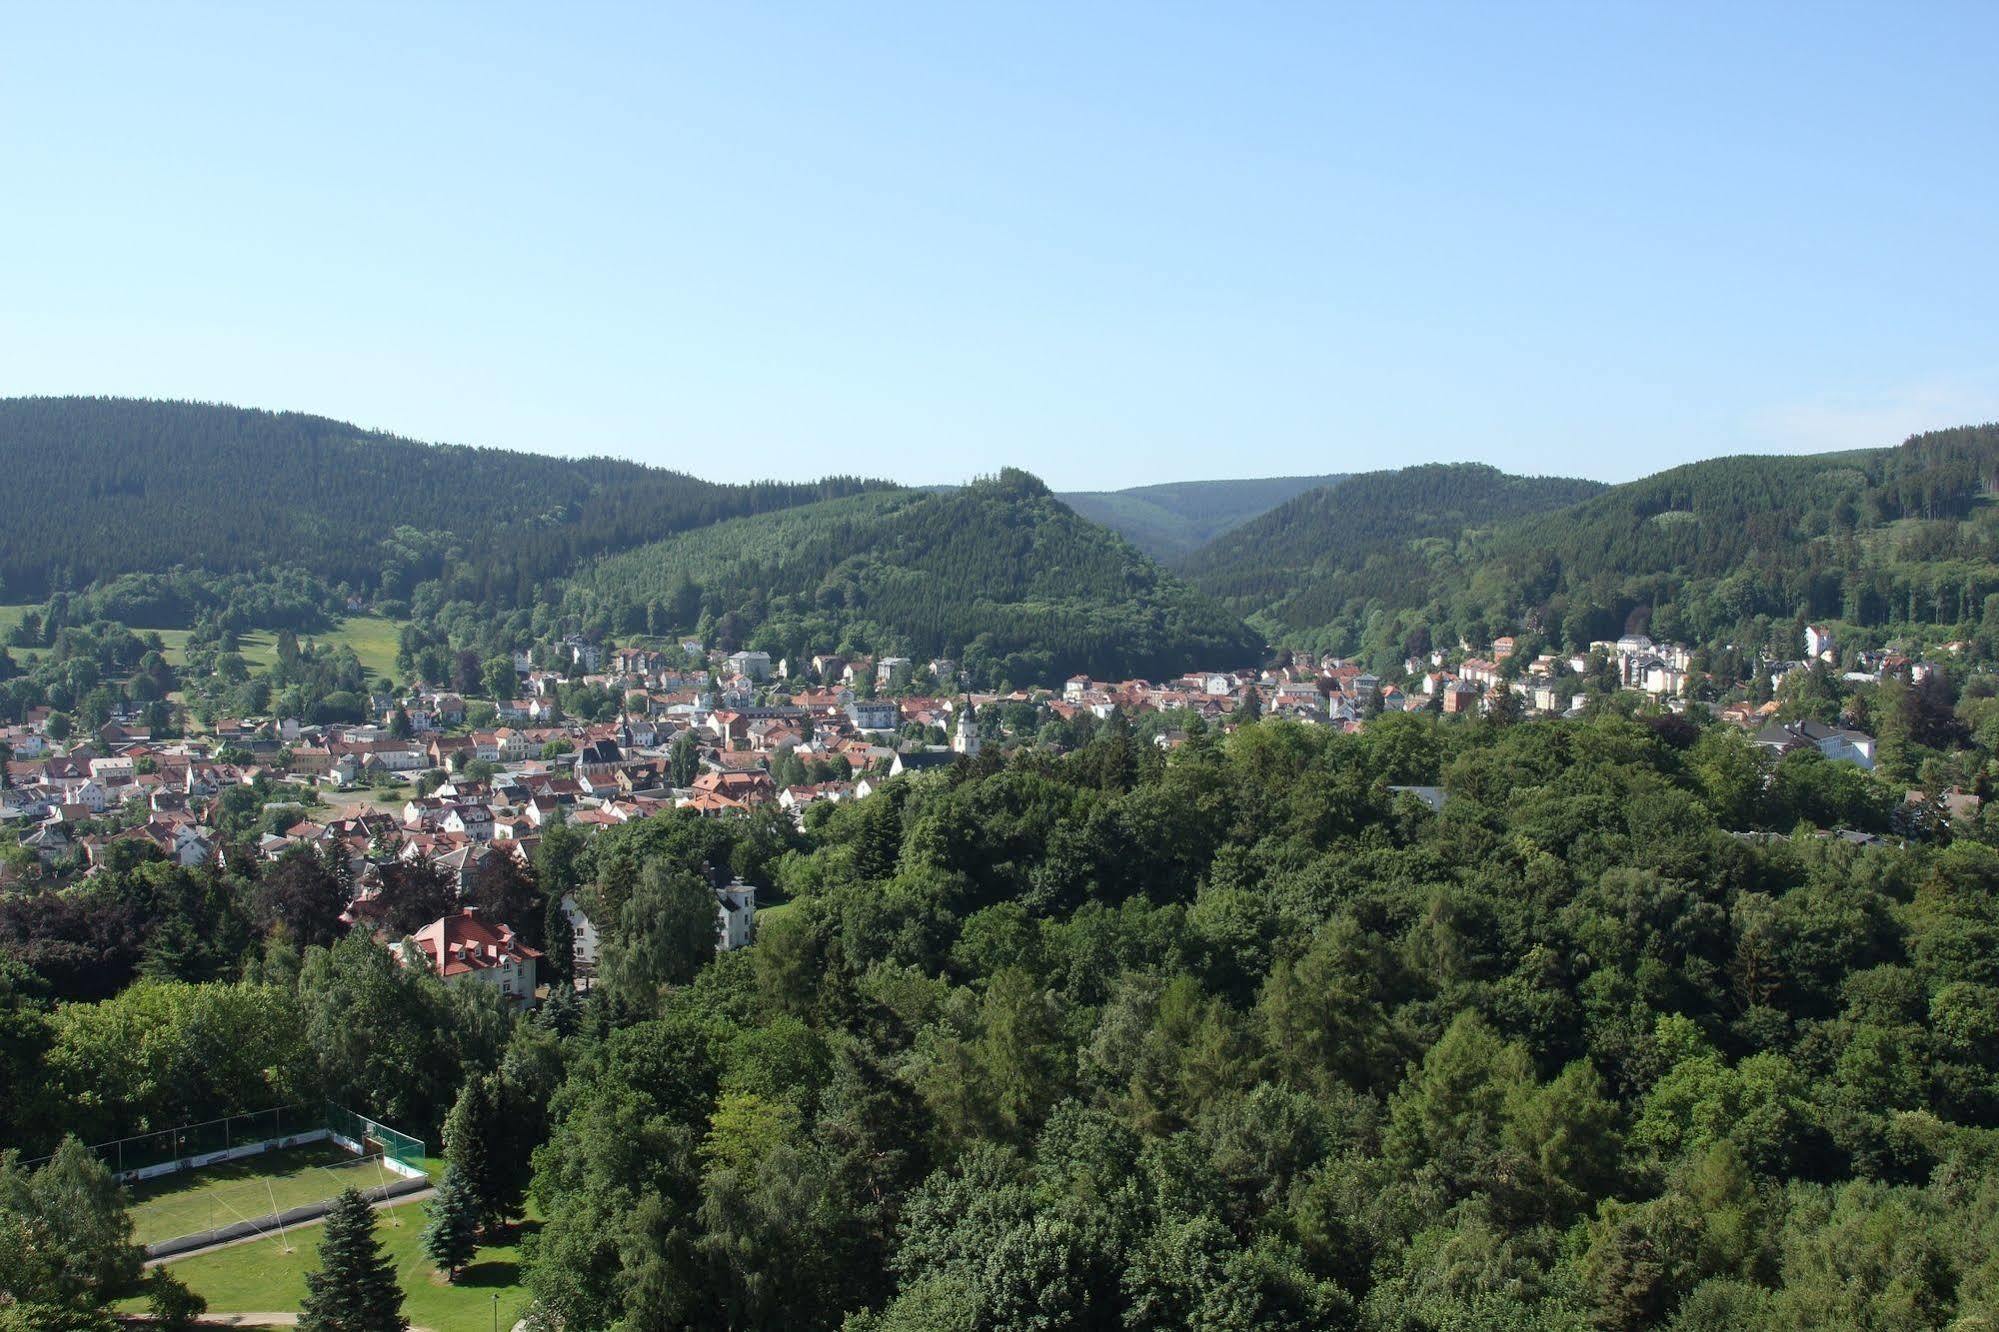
[952,702,981,758]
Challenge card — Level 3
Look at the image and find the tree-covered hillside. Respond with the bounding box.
[1437,428,1999,647]
[1182,463,1606,646]
[1059,474,1347,563]
[23,713,1999,1328]
[568,470,1266,685]
[0,397,873,603]
[1247,425,1999,670]
[697,714,1999,1332]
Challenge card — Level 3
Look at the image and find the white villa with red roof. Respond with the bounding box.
[403,907,541,1004]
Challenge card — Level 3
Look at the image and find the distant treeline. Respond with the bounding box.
[0,396,876,602]
[569,470,1267,686]
[1189,428,1999,668]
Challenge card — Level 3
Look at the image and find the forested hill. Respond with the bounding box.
[568,469,1266,685]
[1229,424,1999,668]
[1181,463,1606,644]
[1058,474,1347,563]
[1440,429,1999,645]
[0,397,874,602]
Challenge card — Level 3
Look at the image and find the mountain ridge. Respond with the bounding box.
[0,395,879,602]
[568,468,1266,686]
[1189,426,1999,669]
[1057,474,1347,563]
[1182,462,1607,646]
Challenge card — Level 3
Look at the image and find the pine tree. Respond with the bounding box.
[443,1074,504,1234]
[542,891,576,987]
[420,1165,481,1281]
[298,1188,406,1332]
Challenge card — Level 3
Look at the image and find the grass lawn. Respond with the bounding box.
[0,603,43,666]
[0,607,404,689]
[122,1200,537,1332]
[756,901,797,927]
[164,614,405,682]
[315,613,404,682]
[125,1142,402,1247]
[320,784,417,814]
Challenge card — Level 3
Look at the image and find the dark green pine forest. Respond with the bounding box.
[1192,428,1999,669]
[1058,474,1348,563]
[567,470,1267,685]
[0,396,876,604]
[0,398,1270,684]
[1180,463,1608,647]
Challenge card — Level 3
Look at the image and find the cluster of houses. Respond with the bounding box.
[1401,633,1696,716]
[8,621,1968,998]
[1,725,231,870]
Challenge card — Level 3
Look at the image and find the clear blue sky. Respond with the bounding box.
[4,4,1996,490]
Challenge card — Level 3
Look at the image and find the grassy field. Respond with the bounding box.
[0,607,403,684]
[0,604,40,665]
[320,784,418,813]
[314,613,404,681]
[122,1198,536,1331]
[125,1141,402,1247]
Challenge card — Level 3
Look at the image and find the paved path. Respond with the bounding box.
[193,1316,298,1327]
[188,1318,440,1332]
[143,1187,435,1267]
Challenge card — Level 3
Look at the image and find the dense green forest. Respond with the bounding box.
[0,398,1268,684]
[567,470,1267,685]
[1182,464,1606,645]
[17,713,1999,1327]
[1407,427,1999,656]
[1059,475,1347,563]
[0,397,874,603]
[1188,428,1999,672]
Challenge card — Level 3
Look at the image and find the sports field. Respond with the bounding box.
[125,1141,403,1247]
[120,1197,538,1332]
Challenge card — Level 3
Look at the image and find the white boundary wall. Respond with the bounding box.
[121,1127,426,1185]
[120,1128,334,1183]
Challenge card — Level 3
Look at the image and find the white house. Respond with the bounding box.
[441,805,495,841]
[403,908,541,1005]
[168,824,214,868]
[1806,624,1837,661]
[364,742,428,772]
[717,879,756,951]
[847,700,898,733]
[89,756,136,785]
[726,650,773,682]
[1751,720,1877,771]
[560,893,601,978]
[1639,663,1688,697]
